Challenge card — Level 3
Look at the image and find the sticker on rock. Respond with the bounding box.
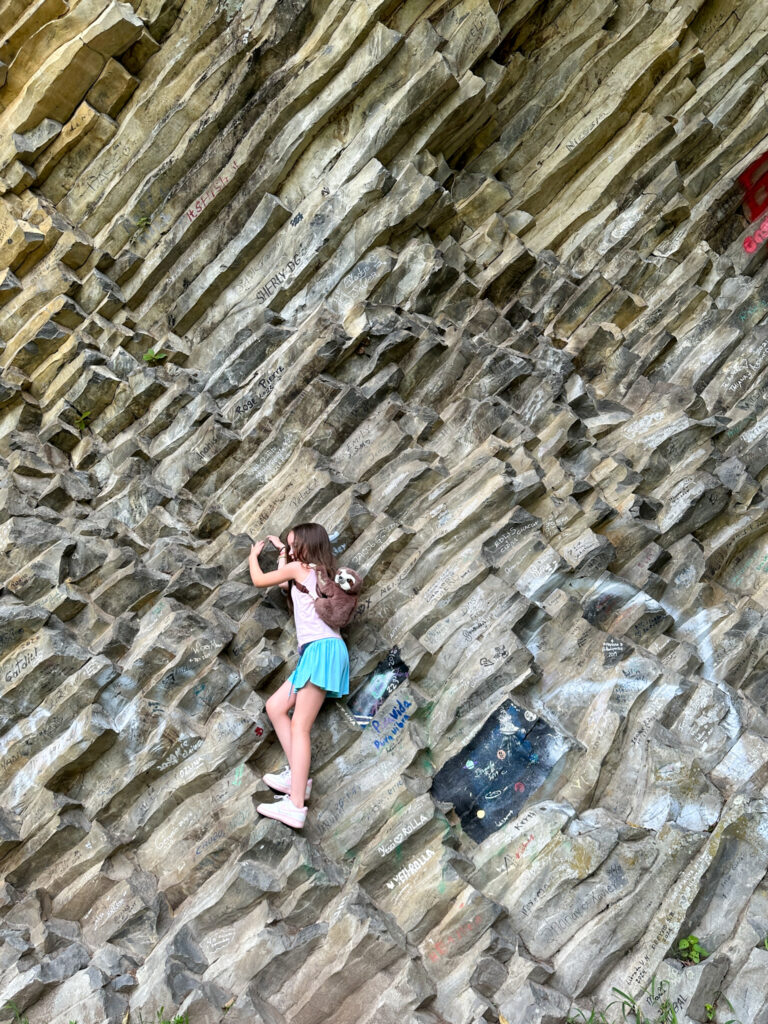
[344,647,409,728]
[431,700,573,842]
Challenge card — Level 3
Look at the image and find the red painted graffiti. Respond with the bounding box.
[741,150,768,253]
[740,151,768,223]
[427,913,484,960]
[743,214,768,254]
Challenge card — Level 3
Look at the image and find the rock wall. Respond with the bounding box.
[2,0,768,1022]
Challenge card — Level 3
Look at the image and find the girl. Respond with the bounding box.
[248,522,350,828]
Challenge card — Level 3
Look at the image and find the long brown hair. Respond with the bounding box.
[285,522,337,609]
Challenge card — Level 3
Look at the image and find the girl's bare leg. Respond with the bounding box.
[289,682,326,808]
[265,678,297,766]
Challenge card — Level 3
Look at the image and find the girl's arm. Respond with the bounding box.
[249,542,303,588]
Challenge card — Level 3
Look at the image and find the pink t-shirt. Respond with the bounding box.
[292,567,342,648]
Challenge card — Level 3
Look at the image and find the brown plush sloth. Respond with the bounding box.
[292,564,363,629]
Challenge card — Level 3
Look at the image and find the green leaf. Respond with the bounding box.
[611,988,636,1003]
[678,939,690,949]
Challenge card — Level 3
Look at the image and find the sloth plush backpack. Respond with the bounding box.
[292,563,363,629]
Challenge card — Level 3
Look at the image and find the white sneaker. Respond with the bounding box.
[262,765,313,799]
[256,793,307,829]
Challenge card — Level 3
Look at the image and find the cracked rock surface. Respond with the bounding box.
[2,0,768,1021]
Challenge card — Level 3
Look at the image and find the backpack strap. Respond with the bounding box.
[291,565,317,596]
[289,564,334,598]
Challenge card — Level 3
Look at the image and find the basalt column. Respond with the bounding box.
[2,2,768,1023]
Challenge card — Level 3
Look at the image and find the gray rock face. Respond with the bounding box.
[2,1,768,1023]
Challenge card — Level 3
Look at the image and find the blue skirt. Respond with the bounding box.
[288,637,350,698]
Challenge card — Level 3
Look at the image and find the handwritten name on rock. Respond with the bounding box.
[3,644,40,682]
[371,697,413,751]
[234,365,285,417]
[185,159,240,222]
[338,435,374,459]
[242,250,305,305]
[566,114,604,152]
[85,139,134,194]
[520,886,546,918]
[195,829,226,858]
[154,737,200,774]
[539,864,626,943]
[319,781,365,829]
[378,813,430,855]
[1,713,65,772]
[497,833,535,873]
[384,847,435,889]
[192,434,218,462]
[327,779,407,840]
[424,567,456,603]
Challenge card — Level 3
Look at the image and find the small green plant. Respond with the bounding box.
[614,977,678,1024]
[675,934,708,964]
[569,977,745,1024]
[143,348,167,365]
[136,215,152,230]
[74,409,92,430]
[706,990,743,1024]
[135,1009,189,1024]
[4,1001,30,1024]
[567,1008,611,1024]
[567,976,685,1024]
[7,1009,192,1024]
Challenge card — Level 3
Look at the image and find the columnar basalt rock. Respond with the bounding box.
[2,1,768,1022]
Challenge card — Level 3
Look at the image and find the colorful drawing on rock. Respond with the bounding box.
[743,216,768,254]
[345,647,410,728]
[740,150,768,223]
[740,150,768,253]
[431,700,573,842]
